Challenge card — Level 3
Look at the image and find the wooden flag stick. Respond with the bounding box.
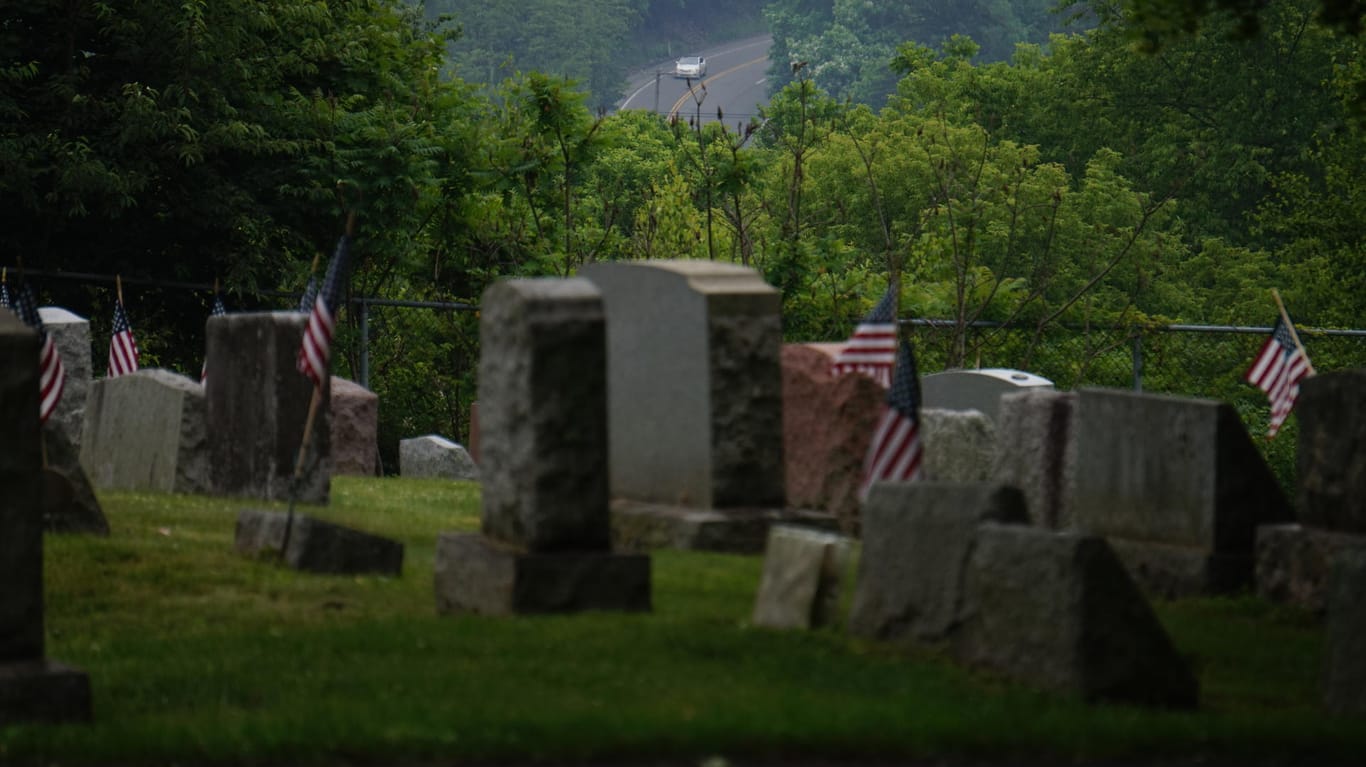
[280,385,323,562]
[1271,288,1316,376]
[116,274,124,305]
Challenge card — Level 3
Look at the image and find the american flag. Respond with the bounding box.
[831,288,897,387]
[297,273,319,313]
[297,233,354,388]
[14,282,65,423]
[200,290,227,382]
[107,298,140,377]
[1244,316,1312,438]
[858,339,924,500]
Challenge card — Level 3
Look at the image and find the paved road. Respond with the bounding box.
[616,35,773,128]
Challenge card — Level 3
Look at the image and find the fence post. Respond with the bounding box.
[358,297,370,390]
[1132,333,1143,391]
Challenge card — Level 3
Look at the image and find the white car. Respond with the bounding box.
[674,56,707,79]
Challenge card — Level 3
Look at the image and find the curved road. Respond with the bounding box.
[616,35,772,128]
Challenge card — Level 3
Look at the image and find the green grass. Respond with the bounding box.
[5,476,1364,765]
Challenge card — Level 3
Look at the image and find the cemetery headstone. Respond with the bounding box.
[992,389,1078,529]
[955,523,1199,707]
[1323,548,1366,715]
[38,307,91,450]
[752,526,853,630]
[330,376,379,476]
[1072,388,1291,596]
[39,424,109,535]
[80,368,210,494]
[234,509,403,576]
[434,278,649,615]
[920,408,996,482]
[1257,524,1366,614]
[205,312,330,504]
[400,435,479,481]
[0,311,92,725]
[920,368,1053,423]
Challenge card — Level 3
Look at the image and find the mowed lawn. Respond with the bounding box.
[4,476,1363,765]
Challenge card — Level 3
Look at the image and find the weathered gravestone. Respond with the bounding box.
[330,377,378,476]
[956,523,1199,708]
[920,368,1054,423]
[34,307,108,535]
[1072,388,1291,596]
[433,278,650,615]
[752,525,854,631]
[992,389,1079,530]
[234,509,403,576]
[400,435,478,481]
[920,408,996,483]
[38,307,92,449]
[1257,524,1366,614]
[80,368,210,494]
[0,311,92,725]
[205,312,330,504]
[848,482,1028,642]
[1323,548,1366,715]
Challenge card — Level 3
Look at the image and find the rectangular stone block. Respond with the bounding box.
[37,307,91,452]
[1257,523,1366,613]
[991,389,1078,529]
[582,261,784,510]
[1324,548,1366,715]
[920,368,1054,423]
[752,526,853,630]
[1297,370,1366,534]
[433,532,651,615]
[610,500,838,554]
[0,312,43,662]
[1073,389,1291,591]
[1104,538,1252,599]
[478,278,609,552]
[235,509,403,576]
[0,659,92,725]
[81,369,209,494]
[921,408,996,483]
[206,312,330,504]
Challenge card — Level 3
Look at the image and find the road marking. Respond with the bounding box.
[669,56,768,119]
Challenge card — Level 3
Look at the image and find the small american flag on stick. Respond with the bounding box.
[858,340,924,500]
[14,281,66,423]
[831,288,897,387]
[107,287,140,378]
[297,226,354,388]
[1244,315,1312,438]
[201,287,227,382]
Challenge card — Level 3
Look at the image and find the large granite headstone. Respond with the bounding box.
[920,368,1053,423]
[752,526,853,631]
[38,307,92,450]
[955,524,1198,708]
[848,482,1028,641]
[920,408,996,483]
[330,376,378,476]
[400,435,478,481]
[1323,548,1366,715]
[992,389,1078,529]
[434,278,649,615]
[0,311,93,725]
[582,260,785,510]
[1072,388,1291,596]
[205,312,330,504]
[80,368,209,494]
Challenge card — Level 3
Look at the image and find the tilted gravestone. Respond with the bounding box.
[205,312,330,504]
[955,523,1198,708]
[434,278,650,615]
[330,377,379,476]
[80,369,210,495]
[1256,371,1366,611]
[992,389,1079,530]
[752,526,854,631]
[400,435,478,481]
[848,482,1028,642]
[234,509,403,576]
[1072,388,1291,596]
[581,260,785,510]
[34,307,107,535]
[1323,548,1366,715]
[920,408,996,483]
[920,368,1053,424]
[0,311,92,725]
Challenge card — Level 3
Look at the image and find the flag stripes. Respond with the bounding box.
[108,300,140,377]
[1244,317,1311,438]
[296,232,353,388]
[14,282,66,424]
[832,288,897,387]
[858,340,924,500]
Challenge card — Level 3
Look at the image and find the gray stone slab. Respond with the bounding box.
[80,368,209,494]
[479,278,609,552]
[848,482,1028,642]
[956,523,1198,708]
[1297,370,1366,534]
[1072,388,1291,593]
[206,312,330,504]
[582,261,784,509]
[331,377,379,476]
[1257,524,1366,614]
[1,311,44,662]
[920,368,1053,423]
[610,500,839,554]
[992,389,1078,529]
[433,532,651,615]
[1104,537,1252,599]
[0,659,92,726]
[921,408,996,483]
[1323,548,1366,715]
[38,307,91,452]
[400,435,478,481]
[235,509,403,576]
[752,526,853,630]
[39,421,109,535]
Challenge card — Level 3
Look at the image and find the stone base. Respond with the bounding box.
[1258,524,1366,614]
[1106,538,1251,598]
[0,659,92,725]
[434,532,650,615]
[610,500,839,554]
[235,509,403,576]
